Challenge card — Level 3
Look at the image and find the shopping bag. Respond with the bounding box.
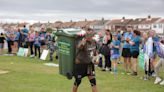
[139,50,145,70]
[17,47,25,57]
[40,49,49,60]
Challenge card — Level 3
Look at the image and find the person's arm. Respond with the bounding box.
[129,40,135,45]
[114,41,120,49]
[77,38,86,49]
[113,45,120,49]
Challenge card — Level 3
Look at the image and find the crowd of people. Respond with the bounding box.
[0,25,58,61]
[0,25,164,92]
[72,27,164,92]
[94,27,164,85]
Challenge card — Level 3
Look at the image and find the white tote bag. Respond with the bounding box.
[40,50,49,60]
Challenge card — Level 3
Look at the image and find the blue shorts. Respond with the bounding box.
[111,54,120,60]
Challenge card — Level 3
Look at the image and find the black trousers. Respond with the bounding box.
[34,45,41,58]
[104,55,111,69]
[7,41,13,54]
[145,59,153,76]
[29,41,34,55]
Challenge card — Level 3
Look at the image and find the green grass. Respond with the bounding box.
[0,56,164,92]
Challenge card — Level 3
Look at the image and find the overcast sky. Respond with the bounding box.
[0,0,164,23]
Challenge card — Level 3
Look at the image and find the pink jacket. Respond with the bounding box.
[28,33,35,42]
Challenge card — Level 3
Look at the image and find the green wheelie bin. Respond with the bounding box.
[55,28,85,79]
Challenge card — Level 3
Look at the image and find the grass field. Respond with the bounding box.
[0,55,164,92]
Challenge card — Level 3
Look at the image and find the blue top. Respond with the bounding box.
[14,32,20,41]
[117,33,122,41]
[39,32,46,41]
[123,32,133,48]
[34,36,41,47]
[130,36,140,52]
[45,34,52,41]
[153,36,160,53]
[22,28,29,34]
[22,28,29,38]
[111,40,121,55]
[5,31,11,41]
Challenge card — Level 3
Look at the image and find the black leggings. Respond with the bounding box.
[29,41,34,55]
[7,41,13,53]
[104,55,111,69]
[34,46,41,58]
[145,59,153,76]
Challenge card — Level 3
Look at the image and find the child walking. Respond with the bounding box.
[110,33,121,74]
[46,33,57,61]
[34,32,41,58]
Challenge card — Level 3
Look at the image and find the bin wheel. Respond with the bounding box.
[66,73,73,80]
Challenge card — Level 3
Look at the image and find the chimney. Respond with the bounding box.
[147,15,151,21]
[102,17,104,21]
[122,17,125,20]
[148,15,151,19]
[85,19,87,22]
[121,17,125,22]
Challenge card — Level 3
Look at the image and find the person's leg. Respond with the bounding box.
[88,76,98,92]
[104,55,109,71]
[50,50,54,61]
[34,46,37,57]
[7,41,11,53]
[151,58,155,75]
[155,59,162,78]
[154,59,162,84]
[159,59,164,85]
[133,58,138,75]
[144,61,149,80]
[72,85,78,92]
[30,42,32,55]
[123,57,128,73]
[127,57,131,73]
[38,47,41,58]
[31,42,34,55]
[148,59,152,76]
[113,59,118,74]
[108,55,112,70]
[14,41,18,53]
[162,59,164,78]
[72,78,82,92]
[30,42,34,55]
[98,56,102,68]
[0,44,2,55]
[10,41,13,53]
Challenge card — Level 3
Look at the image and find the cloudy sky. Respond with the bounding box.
[0,0,164,23]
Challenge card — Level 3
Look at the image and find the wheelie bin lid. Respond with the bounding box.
[55,28,86,38]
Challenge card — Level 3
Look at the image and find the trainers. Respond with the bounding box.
[154,77,162,84]
[30,54,35,58]
[160,80,164,85]
[143,76,149,81]
[105,67,109,71]
[126,72,131,75]
[151,72,156,77]
[131,72,137,76]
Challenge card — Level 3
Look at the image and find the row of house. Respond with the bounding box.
[43,15,164,35]
[1,15,164,36]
